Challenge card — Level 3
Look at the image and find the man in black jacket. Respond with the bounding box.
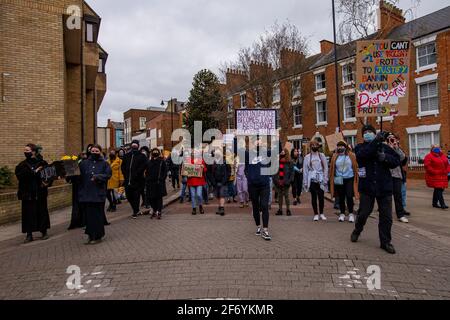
[351,125,401,254]
[121,140,149,219]
[211,150,231,216]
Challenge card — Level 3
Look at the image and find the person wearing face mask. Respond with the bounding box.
[15,143,52,243]
[139,146,151,211]
[78,144,112,245]
[145,149,168,219]
[291,149,304,206]
[329,141,359,223]
[211,149,231,216]
[303,139,329,222]
[273,148,294,216]
[187,148,208,215]
[121,140,149,219]
[106,149,124,213]
[350,125,401,255]
[424,144,450,210]
[67,152,88,230]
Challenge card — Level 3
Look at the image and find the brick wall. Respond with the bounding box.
[0,184,72,226]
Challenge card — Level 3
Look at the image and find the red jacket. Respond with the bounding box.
[187,158,207,187]
[424,152,450,189]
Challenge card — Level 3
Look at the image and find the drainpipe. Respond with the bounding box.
[80,1,85,152]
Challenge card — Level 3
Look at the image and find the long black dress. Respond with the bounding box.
[15,158,51,235]
[145,158,168,213]
[67,175,86,230]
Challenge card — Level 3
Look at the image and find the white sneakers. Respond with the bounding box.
[313,215,319,222]
[349,214,355,223]
[339,214,345,222]
[399,216,409,223]
[315,214,355,222]
[320,214,327,221]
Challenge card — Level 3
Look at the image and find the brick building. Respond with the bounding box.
[106,119,124,149]
[0,0,108,168]
[123,107,166,145]
[223,2,450,166]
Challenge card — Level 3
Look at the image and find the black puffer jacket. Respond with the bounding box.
[355,140,401,197]
[211,163,231,187]
[121,150,148,188]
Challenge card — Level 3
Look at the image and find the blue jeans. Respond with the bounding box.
[268,177,273,205]
[227,181,236,198]
[401,182,407,208]
[190,186,203,208]
[180,182,188,199]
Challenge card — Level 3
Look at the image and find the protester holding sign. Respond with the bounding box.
[15,143,52,243]
[329,141,359,223]
[351,125,400,254]
[303,139,329,222]
[187,149,207,215]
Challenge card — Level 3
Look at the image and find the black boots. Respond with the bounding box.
[350,231,360,243]
[199,206,205,215]
[24,233,33,244]
[216,207,225,216]
[381,243,396,254]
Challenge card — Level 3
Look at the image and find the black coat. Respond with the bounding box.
[145,158,168,198]
[355,140,401,197]
[78,157,112,203]
[121,150,148,189]
[211,163,231,187]
[15,158,50,201]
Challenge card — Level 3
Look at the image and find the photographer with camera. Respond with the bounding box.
[350,125,401,254]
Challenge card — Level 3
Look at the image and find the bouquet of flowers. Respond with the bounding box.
[54,155,80,177]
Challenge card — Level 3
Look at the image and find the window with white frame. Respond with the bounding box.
[139,117,147,130]
[343,94,356,120]
[124,118,132,144]
[316,100,327,124]
[240,93,247,108]
[409,131,440,161]
[292,79,301,99]
[273,84,281,103]
[418,81,438,114]
[342,64,354,84]
[158,129,162,139]
[86,22,95,43]
[315,73,326,91]
[98,58,104,73]
[293,104,302,127]
[417,43,437,69]
[345,136,357,149]
[276,110,281,129]
[255,87,262,105]
[227,98,233,113]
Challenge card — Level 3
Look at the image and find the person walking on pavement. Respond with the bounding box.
[167,154,180,190]
[139,146,151,211]
[350,125,401,255]
[273,148,294,216]
[386,133,409,223]
[187,149,207,215]
[291,148,303,206]
[424,145,450,210]
[226,152,238,204]
[246,139,273,241]
[15,143,53,243]
[303,139,329,222]
[211,149,231,216]
[329,140,359,223]
[78,144,112,245]
[121,140,149,219]
[106,149,124,213]
[145,149,168,219]
[235,155,249,208]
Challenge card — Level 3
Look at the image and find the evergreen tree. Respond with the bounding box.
[186,69,223,138]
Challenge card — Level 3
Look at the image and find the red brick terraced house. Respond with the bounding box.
[222,2,450,178]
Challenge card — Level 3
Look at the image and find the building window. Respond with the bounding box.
[417,43,437,69]
[315,73,326,91]
[273,84,281,104]
[227,98,233,113]
[98,58,104,73]
[418,81,438,114]
[293,105,302,127]
[227,116,235,130]
[409,131,440,161]
[139,117,147,130]
[292,79,301,99]
[345,136,357,149]
[240,93,247,108]
[342,64,354,84]
[276,110,281,129]
[86,22,95,43]
[255,88,262,106]
[124,118,132,144]
[316,100,327,124]
[343,94,356,120]
[158,129,162,139]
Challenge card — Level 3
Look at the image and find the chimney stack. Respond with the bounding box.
[225,68,248,91]
[249,60,273,81]
[320,40,335,54]
[280,48,306,70]
[377,0,406,36]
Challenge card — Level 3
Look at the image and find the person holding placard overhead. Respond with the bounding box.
[303,139,329,222]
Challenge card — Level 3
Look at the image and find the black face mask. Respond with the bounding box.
[152,153,160,159]
[311,147,319,152]
[92,154,101,160]
[24,152,33,159]
[337,148,346,154]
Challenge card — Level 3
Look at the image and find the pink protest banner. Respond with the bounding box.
[356,40,411,117]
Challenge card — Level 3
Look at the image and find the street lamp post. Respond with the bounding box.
[332,0,342,133]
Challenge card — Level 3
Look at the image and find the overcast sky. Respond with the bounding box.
[89,0,449,126]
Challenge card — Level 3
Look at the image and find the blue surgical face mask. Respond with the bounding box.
[433,148,441,154]
[364,132,376,143]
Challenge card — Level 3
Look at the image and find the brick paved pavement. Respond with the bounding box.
[0,192,449,300]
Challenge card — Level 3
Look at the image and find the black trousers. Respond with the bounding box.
[84,202,105,241]
[292,174,302,198]
[335,177,355,215]
[106,189,117,209]
[149,197,163,213]
[171,170,180,188]
[126,185,143,215]
[392,178,406,219]
[310,182,325,215]
[249,184,270,228]
[355,193,393,246]
[433,188,446,207]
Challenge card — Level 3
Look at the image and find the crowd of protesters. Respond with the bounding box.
[15,126,450,252]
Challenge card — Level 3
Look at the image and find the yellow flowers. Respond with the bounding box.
[61,155,78,161]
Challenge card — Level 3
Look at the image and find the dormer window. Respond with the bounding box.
[86,22,95,42]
